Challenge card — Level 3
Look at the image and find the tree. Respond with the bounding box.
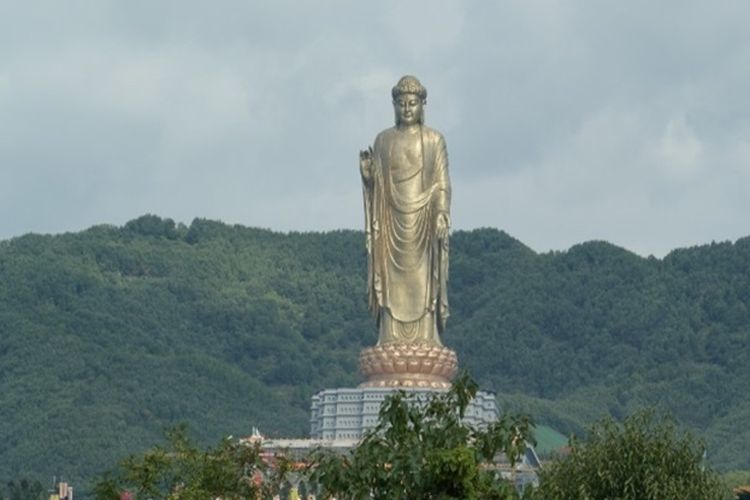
[535,410,729,500]
[722,469,750,492]
[4,479,45,500]
[92,425,291,499]
[309,373,534,499]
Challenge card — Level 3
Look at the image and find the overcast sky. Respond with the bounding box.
[1,1,749,257]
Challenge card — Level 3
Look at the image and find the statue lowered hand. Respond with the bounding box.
[436,213,450,241]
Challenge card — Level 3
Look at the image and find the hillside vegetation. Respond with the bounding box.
[1,215,748,491]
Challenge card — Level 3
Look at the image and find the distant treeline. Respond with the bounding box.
[1,214,748,493]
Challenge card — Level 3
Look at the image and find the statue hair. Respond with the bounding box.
[391,75,427,101]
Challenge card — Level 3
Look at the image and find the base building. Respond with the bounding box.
[310,386,499,440]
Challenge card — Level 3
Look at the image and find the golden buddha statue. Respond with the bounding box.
[358,76,457,388]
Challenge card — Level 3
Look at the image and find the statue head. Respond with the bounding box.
[392,75,426,126]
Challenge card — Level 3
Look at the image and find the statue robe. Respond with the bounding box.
[363,125,451,346]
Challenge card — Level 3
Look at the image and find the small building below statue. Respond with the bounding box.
[309,386,499,440]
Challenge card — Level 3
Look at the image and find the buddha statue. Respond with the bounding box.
[358,76,457,388]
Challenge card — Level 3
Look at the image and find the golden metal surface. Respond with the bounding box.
[359,76,451,348]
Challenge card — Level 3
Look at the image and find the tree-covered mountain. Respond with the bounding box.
[1,215,748,492]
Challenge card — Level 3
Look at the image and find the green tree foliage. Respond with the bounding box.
[723,469,750,490]
[309,373,533,499]
[92,425,290,500]
[535,410,729,500]
[3,479,45,500]
[1,216,750,492]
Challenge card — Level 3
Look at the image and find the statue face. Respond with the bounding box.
[393,93,424,126]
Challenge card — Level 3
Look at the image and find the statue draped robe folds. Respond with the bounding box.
[362,125,451,347]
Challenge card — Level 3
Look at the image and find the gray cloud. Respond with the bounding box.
[1,1,748,256]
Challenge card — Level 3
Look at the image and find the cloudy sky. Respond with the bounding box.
[1,1,749,257]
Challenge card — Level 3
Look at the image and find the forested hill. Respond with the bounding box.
[1,215,749,491]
